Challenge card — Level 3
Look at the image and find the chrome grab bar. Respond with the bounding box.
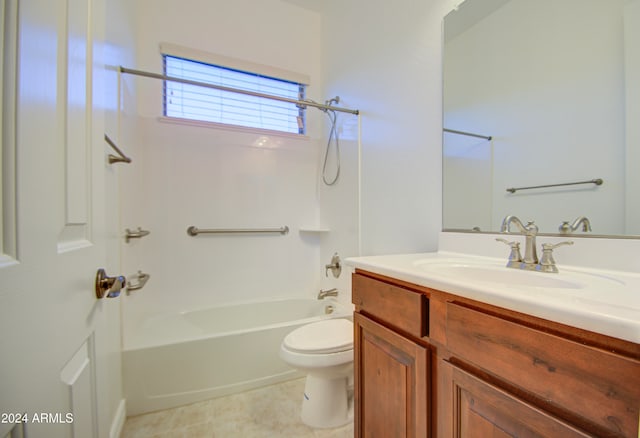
[125,227,151,243]
[104,134,132,164]
[187,225,289,236]
[506,178,603,194]
[127,271,150,294]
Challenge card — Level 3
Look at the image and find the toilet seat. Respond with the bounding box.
[283,319,353,354]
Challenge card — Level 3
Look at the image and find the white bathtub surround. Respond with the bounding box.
[120,0,337,349]
[316,105,363,302]
[121,378,353,438]
[123,298,351,415]
[120,120,327,335]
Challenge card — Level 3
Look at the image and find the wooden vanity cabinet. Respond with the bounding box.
[352,271,432,437]
[352,270,640,438]
[443,301,640,438]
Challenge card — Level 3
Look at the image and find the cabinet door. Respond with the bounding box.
[354,312,430,438]
[447,362,593,438]
[445,302,639,437]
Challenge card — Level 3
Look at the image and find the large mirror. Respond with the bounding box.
[443,0,640,238]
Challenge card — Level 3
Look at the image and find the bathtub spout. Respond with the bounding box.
[317,288,338,300]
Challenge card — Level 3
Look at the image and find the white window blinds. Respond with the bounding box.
[163,55,306,134]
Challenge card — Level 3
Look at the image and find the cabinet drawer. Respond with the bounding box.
[352,273,427,339]
[446,302,640,438]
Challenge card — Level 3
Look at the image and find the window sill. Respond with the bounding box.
[157,116,310,141]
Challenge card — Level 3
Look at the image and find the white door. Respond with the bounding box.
[0,1,117,437]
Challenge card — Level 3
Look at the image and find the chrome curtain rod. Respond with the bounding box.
[444,128,492,141]
[506,178,603,194]
[119,66,360,115]
[187,225,289,236]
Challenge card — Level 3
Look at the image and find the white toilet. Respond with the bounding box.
[279,318,354,429]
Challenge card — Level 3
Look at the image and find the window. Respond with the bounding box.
[163,55,306,134]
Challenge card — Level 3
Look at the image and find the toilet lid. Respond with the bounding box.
[283,319,353,354]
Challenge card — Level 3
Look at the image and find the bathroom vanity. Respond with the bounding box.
[348,253,640,438]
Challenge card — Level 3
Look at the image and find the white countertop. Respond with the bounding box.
[345,251,640,344]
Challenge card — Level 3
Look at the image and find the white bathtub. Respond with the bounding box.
[122,297,352,415]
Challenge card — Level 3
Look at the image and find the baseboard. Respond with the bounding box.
[109,399,127,438]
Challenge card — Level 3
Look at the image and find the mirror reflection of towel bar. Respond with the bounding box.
[444,128,492,141]
[187,226,289,236]
[507,178,603,194]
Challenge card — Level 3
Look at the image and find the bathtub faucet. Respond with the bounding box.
[317,288,338,300]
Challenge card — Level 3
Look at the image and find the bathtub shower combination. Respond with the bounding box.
[123,297,351,415]
[117,67,362,418]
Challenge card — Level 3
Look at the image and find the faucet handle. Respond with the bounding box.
[525,221,539,234]
[542,241,574,251]
[496,237,517,246]
[496,238,523,268]
[559,221,572,234]
[537,240,574,273]
[325,253,342,278]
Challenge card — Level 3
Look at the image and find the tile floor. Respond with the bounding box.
[121,378,354,438]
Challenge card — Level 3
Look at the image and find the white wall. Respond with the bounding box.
[322,0,450,256]
[443,133,493,231]
[119,0,335,339]
[102,0,136,435]
[132,0,323,127]
[445,0,626,234]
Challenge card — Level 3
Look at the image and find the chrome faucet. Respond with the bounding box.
[500,215,539,269]
[317,288,338,300]
[559,216,592,234]
[499,215,574,273]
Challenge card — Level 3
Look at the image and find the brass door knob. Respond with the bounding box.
[95,268,126,299]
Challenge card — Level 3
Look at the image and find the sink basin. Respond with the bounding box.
[347,253,638,344]
[413,261,584,289]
